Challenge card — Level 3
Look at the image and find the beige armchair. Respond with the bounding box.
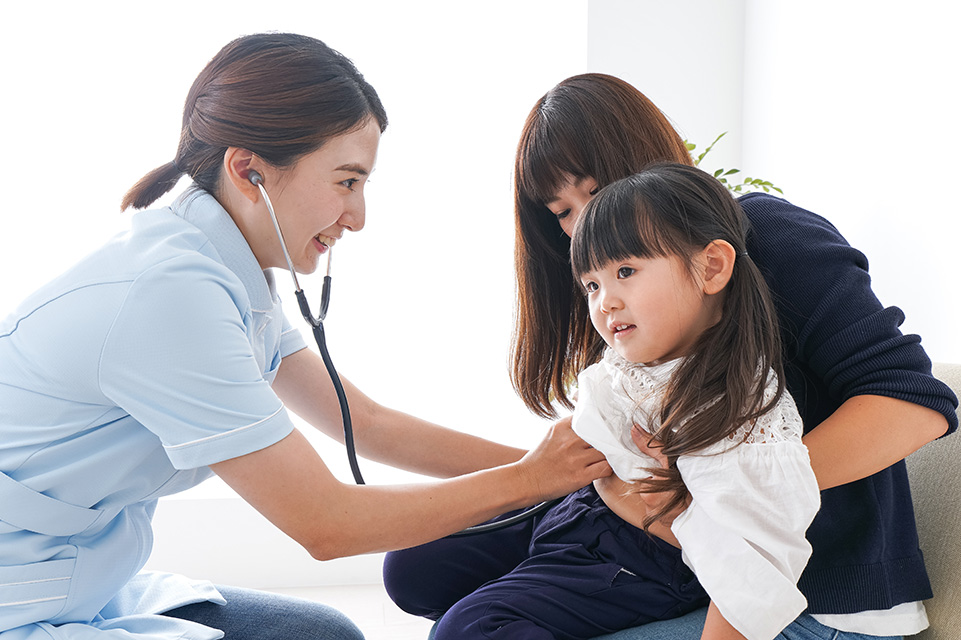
[906,362,961,639]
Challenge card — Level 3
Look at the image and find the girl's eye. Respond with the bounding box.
[555,208,571,220]
[582,281,598,293]
[617,266,635,279]
[589,186,599,196]
[341,178,359,191]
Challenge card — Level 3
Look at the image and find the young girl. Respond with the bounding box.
[428,163,820,640]
[572,163,820,639]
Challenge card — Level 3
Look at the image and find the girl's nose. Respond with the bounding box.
[600,289,622,314]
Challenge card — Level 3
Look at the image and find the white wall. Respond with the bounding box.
[588,0,748,170]
[741,0,961,362]
[588,0,961,363]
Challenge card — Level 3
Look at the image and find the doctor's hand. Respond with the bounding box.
[514,416,611,501]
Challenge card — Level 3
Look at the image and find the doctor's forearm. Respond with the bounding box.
[212,427,602,559]
[354,400,526,477]
[211,431,530,559]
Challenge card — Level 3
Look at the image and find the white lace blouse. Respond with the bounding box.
[573,350,821,640]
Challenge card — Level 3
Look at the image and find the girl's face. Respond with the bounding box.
[248,119,381,274]
[545,175,599,237]
[578,253,718,365]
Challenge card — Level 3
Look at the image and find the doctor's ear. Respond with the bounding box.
[698,239,736,295]
[223,147,264,204]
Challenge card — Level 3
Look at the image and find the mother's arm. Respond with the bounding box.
[803,394,947,490]
[626,397,949,527]
[741,193,956,488]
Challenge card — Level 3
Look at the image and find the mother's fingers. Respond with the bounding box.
[631,424,669,468]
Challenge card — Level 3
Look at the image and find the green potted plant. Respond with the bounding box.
[687,132,783,195]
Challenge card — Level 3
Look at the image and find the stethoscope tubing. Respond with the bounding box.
[305,309,365,485]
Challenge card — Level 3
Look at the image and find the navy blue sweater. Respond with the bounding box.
[740,192,958,614]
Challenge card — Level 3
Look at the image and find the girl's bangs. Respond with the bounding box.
[571,188,671,276]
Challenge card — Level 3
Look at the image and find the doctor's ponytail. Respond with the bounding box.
[121,33,387,211]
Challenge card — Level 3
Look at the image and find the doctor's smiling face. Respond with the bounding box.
[232,118,381,275]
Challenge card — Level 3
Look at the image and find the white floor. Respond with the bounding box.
[268,583,435,640]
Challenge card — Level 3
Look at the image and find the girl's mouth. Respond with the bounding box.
[612,323,636,337]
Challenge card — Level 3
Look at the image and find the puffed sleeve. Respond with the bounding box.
[671,433,820,640]
[98,255,296,469]
[572,362,658,482]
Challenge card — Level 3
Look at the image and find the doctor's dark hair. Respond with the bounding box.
[122,33,388,210]
[511,73,692,418]
[571,163,785,529]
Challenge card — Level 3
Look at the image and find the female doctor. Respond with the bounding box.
[0,33,609,640]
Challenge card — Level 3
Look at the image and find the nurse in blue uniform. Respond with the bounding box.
[0,33,610,640]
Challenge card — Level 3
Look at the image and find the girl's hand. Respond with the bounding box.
[701,601,748,640]
[515,416,612,500]
[630,424,691,525]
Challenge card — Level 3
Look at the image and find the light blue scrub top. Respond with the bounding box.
[0,188,308,640]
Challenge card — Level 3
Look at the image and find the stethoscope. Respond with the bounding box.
[249,170,559,536]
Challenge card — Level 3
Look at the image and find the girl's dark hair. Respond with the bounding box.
[511,73,692,418]
[122,33,388,210]
[571,163,784,528]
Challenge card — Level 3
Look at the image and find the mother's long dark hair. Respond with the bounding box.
[122,33,387,210]
[571,163,785,527]
[511,73,692,418]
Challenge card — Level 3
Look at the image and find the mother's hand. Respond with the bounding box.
[630,424,690,527]
[593,474,681,548]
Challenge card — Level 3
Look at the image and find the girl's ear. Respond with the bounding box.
[698,239,736,295]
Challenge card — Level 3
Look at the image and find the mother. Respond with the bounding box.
[384,73,957,639]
